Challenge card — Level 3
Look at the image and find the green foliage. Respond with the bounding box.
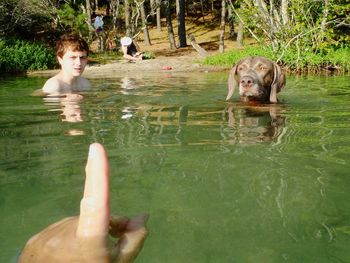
[89,51,122,65]
[324,48,350,72]
[142,51,155,60]
[0,38,56,73]
[57,4,88,35]
[203,47,275,67]
[203,46,350,73]
[231,0,350,65]
[0,0,55,40]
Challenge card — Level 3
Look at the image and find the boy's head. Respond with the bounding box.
[56,35,89,58]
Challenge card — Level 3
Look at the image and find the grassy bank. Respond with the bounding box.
[203,46,350,74]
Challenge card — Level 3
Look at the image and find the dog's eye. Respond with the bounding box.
[259,65,267,71]
[237,66,243,71]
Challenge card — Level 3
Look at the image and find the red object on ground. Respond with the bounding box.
[162,65,172,70]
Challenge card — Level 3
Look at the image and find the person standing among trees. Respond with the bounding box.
[94,14,104,33]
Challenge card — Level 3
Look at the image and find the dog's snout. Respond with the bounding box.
[240,76,255,88]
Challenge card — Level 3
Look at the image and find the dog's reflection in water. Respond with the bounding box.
[223,103,286,144]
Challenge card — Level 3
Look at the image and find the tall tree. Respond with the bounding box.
[227,4,235,39]
[85,0,93,28]
[219,0,226,53]
[150,0,156,24]
[156,0,162,32]
[199,0,205,21]
[84,0,96,41]
[140,1,151,45]
[110,0,121,31]
[164,0,176,49]
[237,20,244,47]
[177,0,187,47]
[124,0,131,36]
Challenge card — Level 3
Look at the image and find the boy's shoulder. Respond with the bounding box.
[42,76,62,95]
[42,75,90,94]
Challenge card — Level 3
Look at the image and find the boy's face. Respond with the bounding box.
[58,49,88,77]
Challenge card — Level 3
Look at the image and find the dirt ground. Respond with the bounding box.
[29,52,226,79]
[30,16,239,78]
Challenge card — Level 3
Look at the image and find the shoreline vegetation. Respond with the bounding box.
[1,1,349,75]
[203,46,350,74]
[2,37,350,77]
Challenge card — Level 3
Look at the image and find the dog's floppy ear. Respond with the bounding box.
[270,62,286,103]
[226,64,239,101]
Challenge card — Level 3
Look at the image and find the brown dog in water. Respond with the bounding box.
[226,56,286,103]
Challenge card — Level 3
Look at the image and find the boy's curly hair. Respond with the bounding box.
[56,35,89,58]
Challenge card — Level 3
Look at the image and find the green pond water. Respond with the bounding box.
[0,72,350,263]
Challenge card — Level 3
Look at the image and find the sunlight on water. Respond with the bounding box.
[0,73,350,262]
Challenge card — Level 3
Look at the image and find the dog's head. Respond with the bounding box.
[226,56,285,103]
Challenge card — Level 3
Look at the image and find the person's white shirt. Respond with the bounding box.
[94,16,104,29]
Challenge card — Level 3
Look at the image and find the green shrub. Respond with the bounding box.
[0,38,56,73]
[203,46,350,73]
[324,47,350,72]
[57,4,89,36]
[142,51,155,60]
[203,46,275,67]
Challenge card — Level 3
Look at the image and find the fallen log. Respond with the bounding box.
[187,33,209,57]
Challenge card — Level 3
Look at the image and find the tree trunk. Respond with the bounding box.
[110,0,120,31]
[124,0,131,36]
[106,0,110,15]
[200,0,205,21]
[84,0,95,41]
[281,0,289,25]
[91,0,97,11]
[156,0,162,32]
[150,0,156,25]
[237,20,244,47]
[98,34,106,53]
[140,2,152,45]
[228,4,235,39]
[219,0,226,53]
[185,0,189,15]
[85,0,92,26]
[188,33,208,57]
[177,0,187,47]
[164,0,176,49]
[317,0,329,50]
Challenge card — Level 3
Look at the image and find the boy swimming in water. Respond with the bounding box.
[42,35,91,95]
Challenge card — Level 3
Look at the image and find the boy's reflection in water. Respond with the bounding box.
[59,93,83,123]
[121,76,136,91]
[43,93,85,135]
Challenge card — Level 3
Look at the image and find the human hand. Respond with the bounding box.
[18,143,149,263]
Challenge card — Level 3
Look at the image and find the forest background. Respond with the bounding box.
[0,0,349,74]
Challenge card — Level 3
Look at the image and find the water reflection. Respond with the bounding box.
[223,103,286,144]
[1,74,350,263]
[100,101,286,146]
[121,76,137,91]
[43,93,85,135]
[44,94,83,123]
